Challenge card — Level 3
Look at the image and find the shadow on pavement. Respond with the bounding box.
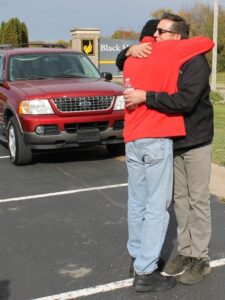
[0,280,10,300]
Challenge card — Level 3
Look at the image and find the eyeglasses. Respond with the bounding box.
[156,28,177,35]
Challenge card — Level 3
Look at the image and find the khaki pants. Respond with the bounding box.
[173,144,212,259]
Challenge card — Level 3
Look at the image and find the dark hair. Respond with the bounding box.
[161,12,190,39]
[139,19,159,41]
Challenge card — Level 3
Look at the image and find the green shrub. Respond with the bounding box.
[210,90,224,104]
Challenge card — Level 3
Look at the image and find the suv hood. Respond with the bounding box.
[10,78,124,99]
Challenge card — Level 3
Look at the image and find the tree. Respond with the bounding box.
[55,39,69,47]
[1,20,18,45]
[151,8,174,19]
[0,21,5,43]
[111,29,139,40]
[179,2,213,37]
[0,18,29,46]
[21,22,29,45]
[12,17,23,44]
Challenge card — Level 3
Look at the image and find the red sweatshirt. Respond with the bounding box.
[123,36,214,143]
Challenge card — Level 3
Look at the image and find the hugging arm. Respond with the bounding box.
[116,47,129,71]
[116,43,152,71]
[146,55,211,114]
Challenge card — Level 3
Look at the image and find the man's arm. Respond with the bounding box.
[116,47,129,71]
[124,55,210,112]
[145,55,211,114]
[116,43,152,71]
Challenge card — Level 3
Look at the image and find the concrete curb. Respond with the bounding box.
[210,163,225,200]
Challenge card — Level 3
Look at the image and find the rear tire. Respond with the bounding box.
[106,143,125,156]
[8,116,32,165]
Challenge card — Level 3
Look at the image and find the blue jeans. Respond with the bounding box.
[126,138,173,274]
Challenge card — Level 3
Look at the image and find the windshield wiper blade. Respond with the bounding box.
[25,75,50,80]
[12,76,48,81]
[53,74,87,78]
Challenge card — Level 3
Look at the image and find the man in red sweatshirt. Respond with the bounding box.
[121,16,213,292]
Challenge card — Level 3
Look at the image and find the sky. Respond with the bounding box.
[0,0,224,42]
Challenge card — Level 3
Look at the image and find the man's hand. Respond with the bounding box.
[123,89,147,108]
[126,43,152,58]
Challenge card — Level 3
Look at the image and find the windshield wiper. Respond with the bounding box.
[28,75,50,79]
[11,75,49,81]
[53,74,87,78]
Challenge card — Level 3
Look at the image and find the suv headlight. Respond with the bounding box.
[19,99,54,115]
[114,95,125,111]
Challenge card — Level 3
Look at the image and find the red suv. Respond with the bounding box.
[0,45,125,165]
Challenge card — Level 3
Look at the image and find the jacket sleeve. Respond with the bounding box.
[146,55,210,114]
[173,37,214,65]
[115,47,129,71]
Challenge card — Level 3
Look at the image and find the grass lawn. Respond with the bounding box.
[217,72,225,82]
[214,72,225,89]
[213,104,225,166]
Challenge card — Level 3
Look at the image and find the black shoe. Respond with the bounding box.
[133,270,177,292]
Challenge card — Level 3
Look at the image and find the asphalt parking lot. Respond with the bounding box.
[0,144,225,300]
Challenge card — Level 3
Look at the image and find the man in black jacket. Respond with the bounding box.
[117,13,213,285]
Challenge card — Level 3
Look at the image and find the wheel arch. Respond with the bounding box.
[4,106,23,135]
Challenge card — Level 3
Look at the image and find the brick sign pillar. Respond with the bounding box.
[70,28,100,67]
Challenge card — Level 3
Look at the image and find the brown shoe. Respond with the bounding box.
[177,258,211,285]
[162,254,192,276]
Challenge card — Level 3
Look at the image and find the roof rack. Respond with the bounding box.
[20,43,67,48]
[0,43,67,49]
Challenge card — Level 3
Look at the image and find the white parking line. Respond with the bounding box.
[0,183,128,204]
[210,258,225,267]
[32,258,225,300]
[0,155,10,159]
[32,278,133,300]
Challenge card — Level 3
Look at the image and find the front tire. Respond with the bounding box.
[8,116,32,165]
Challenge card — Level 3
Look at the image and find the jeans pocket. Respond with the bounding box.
[142,139,166,165]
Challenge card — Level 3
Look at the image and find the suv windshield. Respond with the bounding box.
[9,52,101,81]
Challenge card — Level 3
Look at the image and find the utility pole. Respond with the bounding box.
[211,0,219,91]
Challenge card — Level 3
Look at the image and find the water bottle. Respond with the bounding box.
[124,78,134,91]
[124,78,137,110]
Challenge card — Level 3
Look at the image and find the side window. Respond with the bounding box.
[0,55,3,81]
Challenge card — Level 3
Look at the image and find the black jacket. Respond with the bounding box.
[115,51,214,150]
[116,47,129,71]
[146,55,214,150]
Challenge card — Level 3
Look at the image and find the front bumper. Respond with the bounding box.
[23,127,124,150]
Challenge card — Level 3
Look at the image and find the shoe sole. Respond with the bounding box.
[161,270,185,277]
[134,286,176,292]
[162,263,193,276]
[134,282,177,292]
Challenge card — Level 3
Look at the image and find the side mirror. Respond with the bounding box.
[101,72,112,81]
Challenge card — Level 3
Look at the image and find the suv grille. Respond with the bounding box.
[52,96,114,112]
